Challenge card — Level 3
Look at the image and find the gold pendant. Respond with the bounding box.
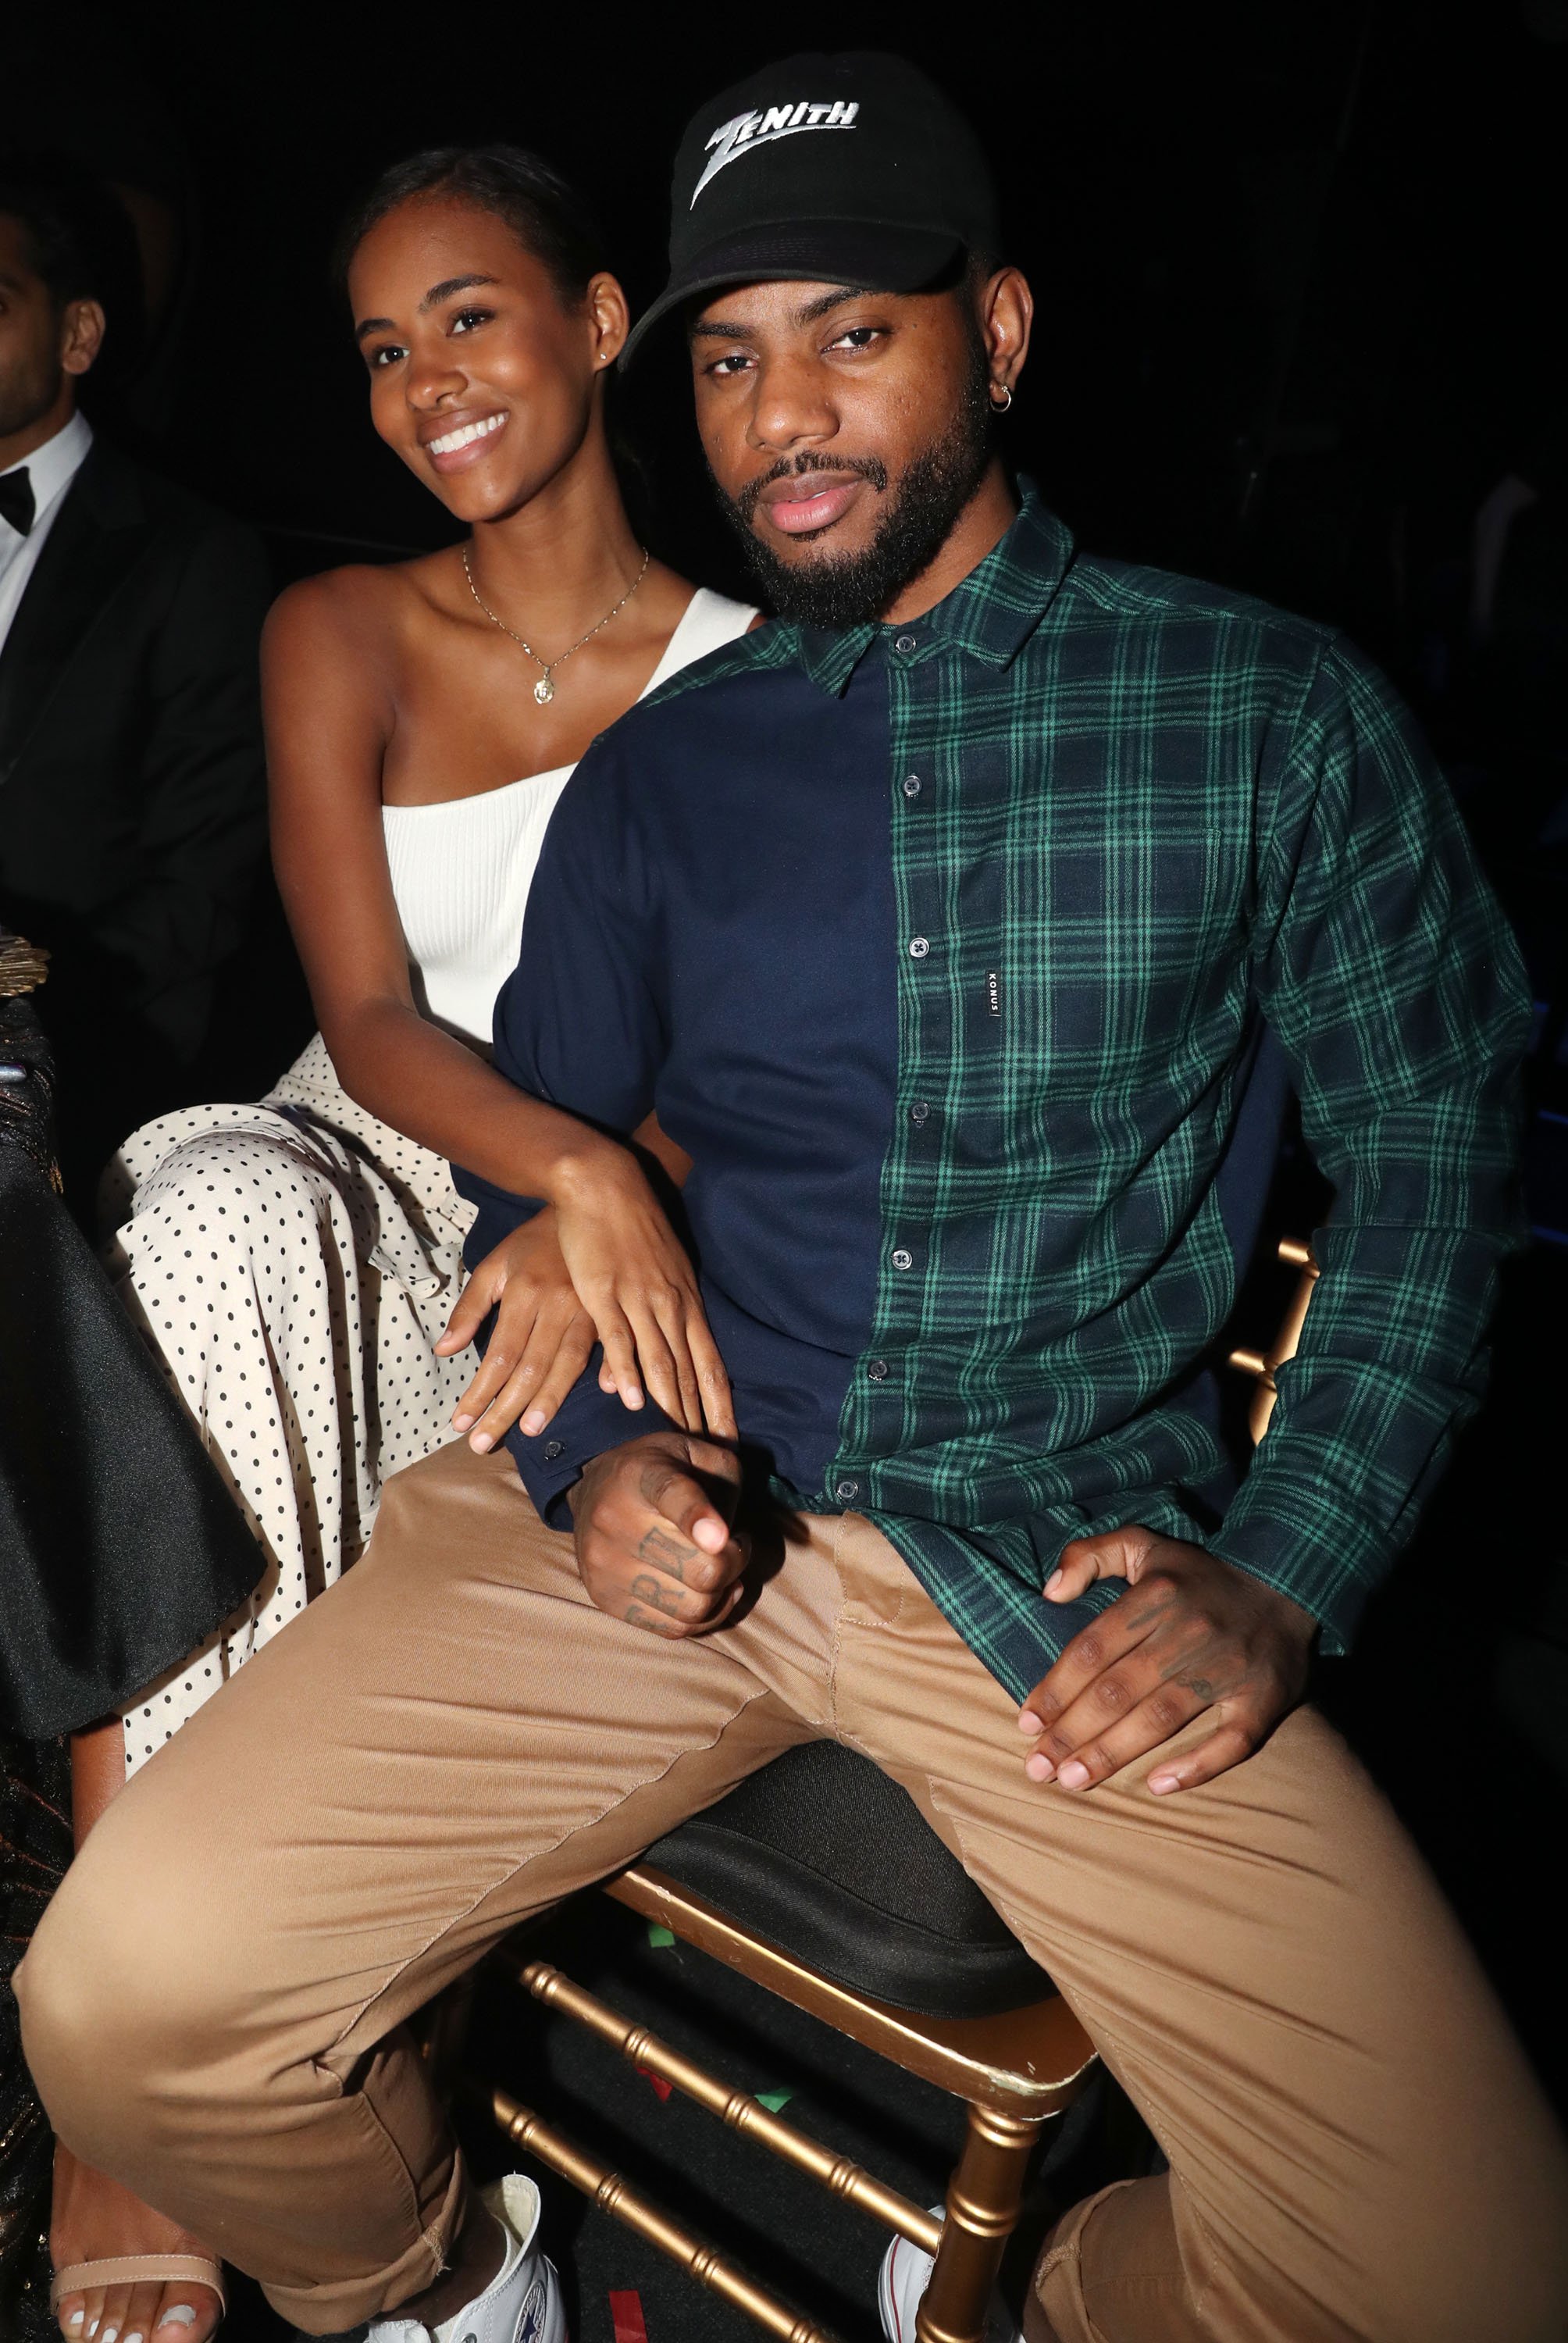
[533,676,554,705]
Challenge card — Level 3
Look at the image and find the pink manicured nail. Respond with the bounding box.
[1025,1753,1054,1782]
[1058,1760,1090,1789]
[520,1410,546,1436]
[452,1411,474,1432]
[1149,1771,1179,1795]
[469,1431,494,1453]
[1017,1709,1042,1735]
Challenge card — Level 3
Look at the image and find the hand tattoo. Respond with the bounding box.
[631,1571,686,1617]
[636,1525,692,1581]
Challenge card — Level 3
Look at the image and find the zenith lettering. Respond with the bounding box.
[692,102,861,205]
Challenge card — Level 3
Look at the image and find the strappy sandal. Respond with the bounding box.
[49,2256,226,2324]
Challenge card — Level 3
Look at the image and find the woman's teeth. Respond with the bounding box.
[429,413,504,456]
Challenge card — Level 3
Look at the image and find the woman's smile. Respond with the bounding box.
[422,408,508,470]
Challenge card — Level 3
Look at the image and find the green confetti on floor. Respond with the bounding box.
[756,2088,794,2113]
[647,1923,675,1949]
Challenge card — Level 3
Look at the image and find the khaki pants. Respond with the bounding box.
[17,1440,1568,2341]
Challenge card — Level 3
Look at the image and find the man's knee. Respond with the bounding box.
[16,1798,254,2166]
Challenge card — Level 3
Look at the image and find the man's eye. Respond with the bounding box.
[829,327,882,352]
[451,308,494,335]
[708,353,754,379]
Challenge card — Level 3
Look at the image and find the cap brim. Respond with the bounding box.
[619,222,964,367]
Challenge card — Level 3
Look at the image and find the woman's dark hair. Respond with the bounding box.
[334,144,611,306]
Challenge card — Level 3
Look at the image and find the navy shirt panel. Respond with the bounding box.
[458,643,896,1512]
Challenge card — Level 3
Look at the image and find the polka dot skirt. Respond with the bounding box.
[104,1034,478,1778]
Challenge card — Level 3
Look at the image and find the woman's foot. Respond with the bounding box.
[51,2142,223,2343]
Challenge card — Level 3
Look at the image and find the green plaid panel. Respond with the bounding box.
[650,488,1529,1703]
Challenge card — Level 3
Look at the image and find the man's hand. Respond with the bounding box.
[568,1432,749,1639]
[1017,1528,1315,1796]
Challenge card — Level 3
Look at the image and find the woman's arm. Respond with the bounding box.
[262,573,731,1438]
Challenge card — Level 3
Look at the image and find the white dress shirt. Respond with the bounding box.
[0,409,94,658]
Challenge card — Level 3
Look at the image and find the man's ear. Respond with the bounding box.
[59,298,106,380]
[978,266,1032,405]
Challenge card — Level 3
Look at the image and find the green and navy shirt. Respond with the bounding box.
[459,487,1529,1701]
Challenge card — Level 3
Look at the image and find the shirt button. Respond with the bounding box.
[902,775,922,798]
[543,1439,563,1460]
[909,1100,930,1126]
[891,1247,914,1271]
[867,1358,889,1381]
[834,1477,861,1503]
[907,936,930,959]
[894,632,918,655]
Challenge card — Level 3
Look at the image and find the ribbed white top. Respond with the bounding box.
[383,587,755,1046]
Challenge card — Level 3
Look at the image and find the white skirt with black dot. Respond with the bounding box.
[103,1034,478,1777]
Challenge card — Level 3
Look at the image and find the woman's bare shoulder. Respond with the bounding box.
[263,555,443,658]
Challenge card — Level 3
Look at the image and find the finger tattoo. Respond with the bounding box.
[631,1571,686,1617]
[623,1601,680,1637]
[636,1525,692,1579]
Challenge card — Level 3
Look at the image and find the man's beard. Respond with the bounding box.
[715,354,993,629]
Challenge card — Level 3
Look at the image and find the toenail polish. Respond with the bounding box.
[125,2331,144,2343]
[101,2327,118,2343]
[157,2313,197,2334]
[66,2316,84,2331]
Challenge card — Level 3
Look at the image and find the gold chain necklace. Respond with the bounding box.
[461,543,650,705]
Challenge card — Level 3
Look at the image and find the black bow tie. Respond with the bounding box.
[0,469,35,537]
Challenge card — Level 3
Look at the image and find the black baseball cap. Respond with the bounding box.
[621,51,1000,365]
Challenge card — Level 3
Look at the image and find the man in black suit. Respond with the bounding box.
[0,163,269,1200]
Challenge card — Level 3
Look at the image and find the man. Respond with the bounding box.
[0,162,268,1200]
[17,53,1568,2343]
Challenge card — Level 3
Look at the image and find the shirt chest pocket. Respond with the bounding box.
[933,759,1246,1107]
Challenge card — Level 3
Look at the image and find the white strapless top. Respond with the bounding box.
[383,587,755,1047]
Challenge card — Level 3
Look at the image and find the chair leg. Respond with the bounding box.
[918,2103,1042,2343]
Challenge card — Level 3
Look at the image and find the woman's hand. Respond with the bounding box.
[437,1160,734,1451]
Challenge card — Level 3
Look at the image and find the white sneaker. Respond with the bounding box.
[878,2206,1021,2343]
[369,2174,568,2343]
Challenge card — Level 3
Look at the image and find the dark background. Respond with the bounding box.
[9,5,1568,2337]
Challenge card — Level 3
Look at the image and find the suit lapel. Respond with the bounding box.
[0,443,151,789]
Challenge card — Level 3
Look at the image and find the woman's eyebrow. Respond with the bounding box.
[419,273,500,312]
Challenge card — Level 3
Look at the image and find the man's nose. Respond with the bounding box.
[745,355,838,455]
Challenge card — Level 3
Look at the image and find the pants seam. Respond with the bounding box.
[322,1681,782,2059]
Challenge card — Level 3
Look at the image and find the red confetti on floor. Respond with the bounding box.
[636,2063,673,2101]
[609,2285,650,2343]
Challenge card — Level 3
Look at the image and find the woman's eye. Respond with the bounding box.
[451,308,494,335]
[368,343,406,370]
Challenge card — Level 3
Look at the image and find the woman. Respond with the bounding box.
[52,144,755,2343]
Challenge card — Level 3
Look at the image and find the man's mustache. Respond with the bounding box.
[734,452,889,528]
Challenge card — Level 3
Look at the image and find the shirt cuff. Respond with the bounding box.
[1206,1464,1383,1657]
[501,1350,679,1528]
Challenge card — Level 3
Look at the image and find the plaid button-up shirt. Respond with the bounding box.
[481,486,1528,1703]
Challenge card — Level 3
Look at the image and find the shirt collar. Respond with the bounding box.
[789,479,1075,697]
[0,410,93,514]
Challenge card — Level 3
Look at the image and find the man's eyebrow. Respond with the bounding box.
[355,274,501,343]
[690,284,880,341]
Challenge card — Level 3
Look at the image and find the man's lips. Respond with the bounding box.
[757,474,867,536]
[421,410,508,473]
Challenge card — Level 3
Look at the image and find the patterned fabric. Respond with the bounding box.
[105,1036,476,1775]
[517,487,1530,1703]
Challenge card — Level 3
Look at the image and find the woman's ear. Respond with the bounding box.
[586,272,630,371]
